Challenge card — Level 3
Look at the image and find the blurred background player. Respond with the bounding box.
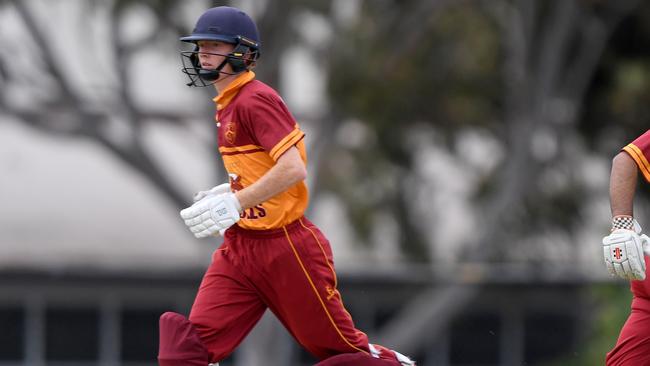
[603,129,650,365]
[156,6,414,366]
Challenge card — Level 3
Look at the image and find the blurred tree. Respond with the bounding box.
[0,0,202,208]
[326,0,641,261]
[3,0,650,363]
[0,2,313,364]
[0,0,308,211]
[320,0,643,356]
[3,0,648,268]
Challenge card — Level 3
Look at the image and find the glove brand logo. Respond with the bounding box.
[614,247,623,260]
[215,207,228,217]
[224,121,237,144]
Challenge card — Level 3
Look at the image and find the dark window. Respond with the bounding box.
[297,347,318,365]
[0,307,24,360]
[121,309,166,363]
[450,312,500,365]
[218,357,235,366]
[524,311,575,363]
[46,308,99,361]
[373,303,401,330]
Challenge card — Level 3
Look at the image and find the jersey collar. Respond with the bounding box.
[213,71,256,110]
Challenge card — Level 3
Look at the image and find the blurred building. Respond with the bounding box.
[0,262,591,366]
[0,0,630,365]
[0,105,607,366]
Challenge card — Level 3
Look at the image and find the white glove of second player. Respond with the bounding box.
[603,217,650,280]
[180,186,242,238]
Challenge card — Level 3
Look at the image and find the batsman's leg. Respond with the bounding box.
[266,218,415,365]
[158,311,210,366]
[159,241,265,365]
[315,350,414,366]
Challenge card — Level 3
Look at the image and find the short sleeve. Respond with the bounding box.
[623,130,650,182]
[243,92,305,161]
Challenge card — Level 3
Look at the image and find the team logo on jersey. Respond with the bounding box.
[229,173,245,191]
[224,121,237,145]
[228,173,266,220]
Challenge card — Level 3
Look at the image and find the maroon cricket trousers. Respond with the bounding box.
[188,217,371,362]
[606,296,650,366]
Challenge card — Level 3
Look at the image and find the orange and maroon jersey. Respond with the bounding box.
[623,130,650,183]
[214,71,308,230]
[623,130,650,297]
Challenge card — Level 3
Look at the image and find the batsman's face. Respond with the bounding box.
[196,41,234,71]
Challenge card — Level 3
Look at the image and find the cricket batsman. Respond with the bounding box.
[156,6,415,366]
[603,129,650,365]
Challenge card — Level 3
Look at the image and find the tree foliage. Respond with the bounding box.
[3,0,650,361]
[1,0,649,263]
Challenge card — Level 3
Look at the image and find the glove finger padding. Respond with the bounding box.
[641,234,650,256]
[193,183,231,203]
[603,229,647,281]
[180,193,241,239]
[626,234,646,279]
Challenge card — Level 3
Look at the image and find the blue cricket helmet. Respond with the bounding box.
[179,6,261,87]
[180,6,260,51]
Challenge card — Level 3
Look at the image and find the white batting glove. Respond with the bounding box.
[180,193,242,238]
[642,234,650,256]
[193,183,231,203]
[603,217,647,280]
